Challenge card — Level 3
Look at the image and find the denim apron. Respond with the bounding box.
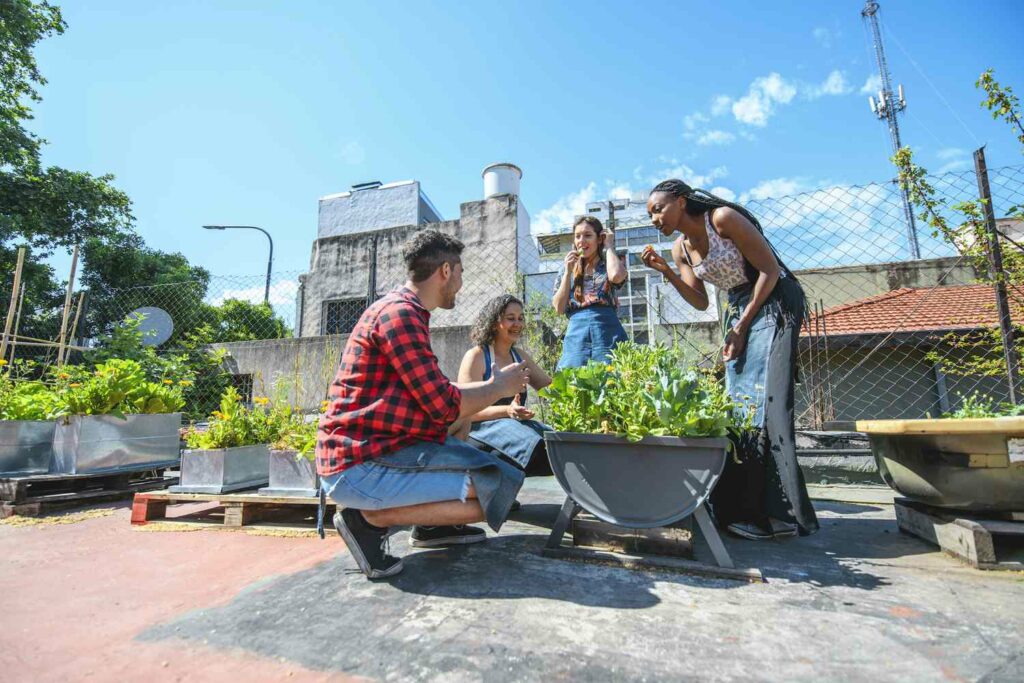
[371,439,525,532]
[557,306,628,370]
[469,345,552,471]
[711,277,819,535]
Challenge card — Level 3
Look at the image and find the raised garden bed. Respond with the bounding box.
[0,420,56,476]
[51,413,181,475]
[171,444,270,494]
[856,416,1024,512]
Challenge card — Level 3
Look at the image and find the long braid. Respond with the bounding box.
[650,179,796,279]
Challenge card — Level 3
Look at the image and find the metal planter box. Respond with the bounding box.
[543,431,729,528]
[259,450,319,498]
[171,444,270,494]
[857,416,1024,512]
[51,413,181,475]
[0,420,56,476]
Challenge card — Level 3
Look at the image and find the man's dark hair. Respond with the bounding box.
[403,229,465,283]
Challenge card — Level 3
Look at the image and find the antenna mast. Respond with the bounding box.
[863,0,920,259]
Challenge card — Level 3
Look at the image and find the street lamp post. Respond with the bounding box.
[202,225,274,304]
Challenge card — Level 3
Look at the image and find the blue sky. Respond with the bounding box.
[31,0,1024,293]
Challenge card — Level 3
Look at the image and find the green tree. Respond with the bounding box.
[213,298,290,342]
[1,1,134,340]
[79,234,218,342]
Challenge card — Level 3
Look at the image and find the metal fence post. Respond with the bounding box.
[973,146,1021,403]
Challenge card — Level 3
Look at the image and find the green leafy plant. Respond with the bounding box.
[49,358,185,419]
[0,360,53,420]
[941,391,1024,419]
[539,341,747,441]
[183,387,278,450]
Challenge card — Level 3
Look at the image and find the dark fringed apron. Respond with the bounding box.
[710,276,819,535]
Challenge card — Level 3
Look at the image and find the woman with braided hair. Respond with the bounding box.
[643,179,818,540]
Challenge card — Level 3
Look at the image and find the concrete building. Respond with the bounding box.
[225,165,534,408]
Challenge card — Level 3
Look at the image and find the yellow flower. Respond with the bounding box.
[212,410,225,419]
[162,379,173,385]
[58,372,70,380]
[178,380,193,386]
[320,400,330,411]
[69,383,82,388]
[254,396,270,405]
[0,359,7,366]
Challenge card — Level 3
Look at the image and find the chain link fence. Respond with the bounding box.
[25,162,1020,427]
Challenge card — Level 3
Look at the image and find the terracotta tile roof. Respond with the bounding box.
[803,284,1024,336]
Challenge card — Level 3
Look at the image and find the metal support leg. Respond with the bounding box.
[546,496,581,549]
[694,503,734,569]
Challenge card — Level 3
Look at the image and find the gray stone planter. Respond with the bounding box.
[0,420,56,476]
[51,413,181,475]
[171,444,270,494]
[544,431,729,528]
[258,450,319,498]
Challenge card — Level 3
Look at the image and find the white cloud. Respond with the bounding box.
[939,159,972,173]
[695,130,736,146]
[339,141,365,165]
[213,279,301,307]
[741,177,810,202]
[531,182,598,234]
[812,27,833,48]
[731,73,797,127]
[805,70,852,99]
[859,74,882,95]
[683,111,710,131]
[709,186,737,202]
[710,95,733,116]
[937,147,966,160]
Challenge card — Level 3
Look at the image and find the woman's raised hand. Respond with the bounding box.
[506,392,535,421]
[641,245,670,274]
[564,249,580,269]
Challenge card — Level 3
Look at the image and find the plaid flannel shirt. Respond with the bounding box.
[316,287,462,476]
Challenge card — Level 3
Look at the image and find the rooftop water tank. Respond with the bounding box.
[482,163,522,199]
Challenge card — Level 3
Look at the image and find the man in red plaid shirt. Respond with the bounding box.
[318,230,530,579]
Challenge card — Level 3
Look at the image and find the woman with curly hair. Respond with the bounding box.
[642,178,818,541]
[456,294,553,478]
[552,215,628,369]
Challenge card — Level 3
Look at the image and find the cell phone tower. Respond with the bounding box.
[863,0,920,259]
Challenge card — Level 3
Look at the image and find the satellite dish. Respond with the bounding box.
[128,306,174,346]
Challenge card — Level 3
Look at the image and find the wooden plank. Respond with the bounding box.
[130,495,168,524]
[572,513,693,558]
[856,416,1024,436]
[542,545,763,583]
[142,491,321,506]
[894,500,995,567]
[2,477,174,518]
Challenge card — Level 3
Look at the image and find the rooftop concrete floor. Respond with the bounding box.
[1,479,1023,682]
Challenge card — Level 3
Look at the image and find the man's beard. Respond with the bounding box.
[440,283,458,309]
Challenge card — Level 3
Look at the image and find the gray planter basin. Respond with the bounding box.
[51,413,181,475]
[857,416,1024,512]
[544,431,729,529]
[0,420,56,476]
[259,450,319,498]
[171,444,270,494]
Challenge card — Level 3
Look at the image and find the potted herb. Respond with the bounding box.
[857,392,1024,512]
[174,387,275,494]
[539,342,745,529]
[0,360,57,476]
[49,359,185,475]
[260,404,319,498]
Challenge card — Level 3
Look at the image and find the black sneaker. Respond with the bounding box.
[726,521,774,541]
[409,524,487,548]
[510,500,522,512]
[333,509,403,579]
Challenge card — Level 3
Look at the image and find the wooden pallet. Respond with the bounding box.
[895,498,1024,571]
[131,490,334,529]
[0,469,176,518]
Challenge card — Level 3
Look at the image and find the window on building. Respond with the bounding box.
[322,298,366,335]
[232,373,254,404]
[629,277,646,294]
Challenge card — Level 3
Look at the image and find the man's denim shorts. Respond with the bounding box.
[320,439,476,510]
